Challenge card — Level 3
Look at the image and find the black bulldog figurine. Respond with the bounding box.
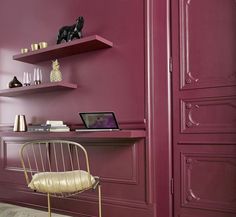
[57,16,84,44]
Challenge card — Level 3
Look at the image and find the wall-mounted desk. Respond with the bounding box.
[0,130,146,141]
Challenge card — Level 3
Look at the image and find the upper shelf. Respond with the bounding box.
[13,35,113,64]
[0,81,77,97]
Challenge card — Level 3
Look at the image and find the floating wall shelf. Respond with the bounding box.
[0,82,77,97]
[13,35,113,64]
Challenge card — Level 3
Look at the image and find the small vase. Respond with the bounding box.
[9,76,23,88]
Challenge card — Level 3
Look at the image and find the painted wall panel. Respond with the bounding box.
[0,137,150,216]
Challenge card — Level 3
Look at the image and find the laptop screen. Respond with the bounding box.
[79,112,119,129]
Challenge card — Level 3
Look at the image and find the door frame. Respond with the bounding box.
[146,0,173,217]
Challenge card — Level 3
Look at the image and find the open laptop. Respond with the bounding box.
[76,112,120,132]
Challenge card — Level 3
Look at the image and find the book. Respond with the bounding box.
[46,120,64,126]
[49,125,68,128]
[28,124,51,128]
[28,124,51,132]
[28,128,50,132]
[49,128,70,132]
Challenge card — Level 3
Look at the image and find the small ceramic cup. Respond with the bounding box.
[21,48,29,54]
[31,43,39,51]
[39,42,48,49]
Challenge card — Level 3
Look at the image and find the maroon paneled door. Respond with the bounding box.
[172,0,236,217]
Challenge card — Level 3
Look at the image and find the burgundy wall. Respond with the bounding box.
[0,0,165,217]
[0,0,145,124]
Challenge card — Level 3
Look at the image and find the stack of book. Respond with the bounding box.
[28,121,70,132]
[46,120,70,132]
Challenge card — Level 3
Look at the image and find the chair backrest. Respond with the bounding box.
[19,140,91,188]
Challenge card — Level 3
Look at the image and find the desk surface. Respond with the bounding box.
[0,130,146,139]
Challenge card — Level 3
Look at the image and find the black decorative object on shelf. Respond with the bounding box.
[9,76,23,88]
[57,16,84,44]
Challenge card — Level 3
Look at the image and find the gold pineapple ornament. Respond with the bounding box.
[50,59,62,82]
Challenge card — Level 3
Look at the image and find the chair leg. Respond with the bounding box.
[48,193,52,217]
[98,184,102,217]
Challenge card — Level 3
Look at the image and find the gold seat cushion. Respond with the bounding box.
[28,170,95,194]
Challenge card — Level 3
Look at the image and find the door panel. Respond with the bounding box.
[181,152,236,212]
[179,0,236,90]
[172,0,236,216]
[181,96,236,133]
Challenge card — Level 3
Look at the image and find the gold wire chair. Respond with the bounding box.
[19,140,102,217]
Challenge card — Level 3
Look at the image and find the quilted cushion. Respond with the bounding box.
[28,170,95,194]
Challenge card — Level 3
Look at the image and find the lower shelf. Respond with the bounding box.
[0,82,77,97]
